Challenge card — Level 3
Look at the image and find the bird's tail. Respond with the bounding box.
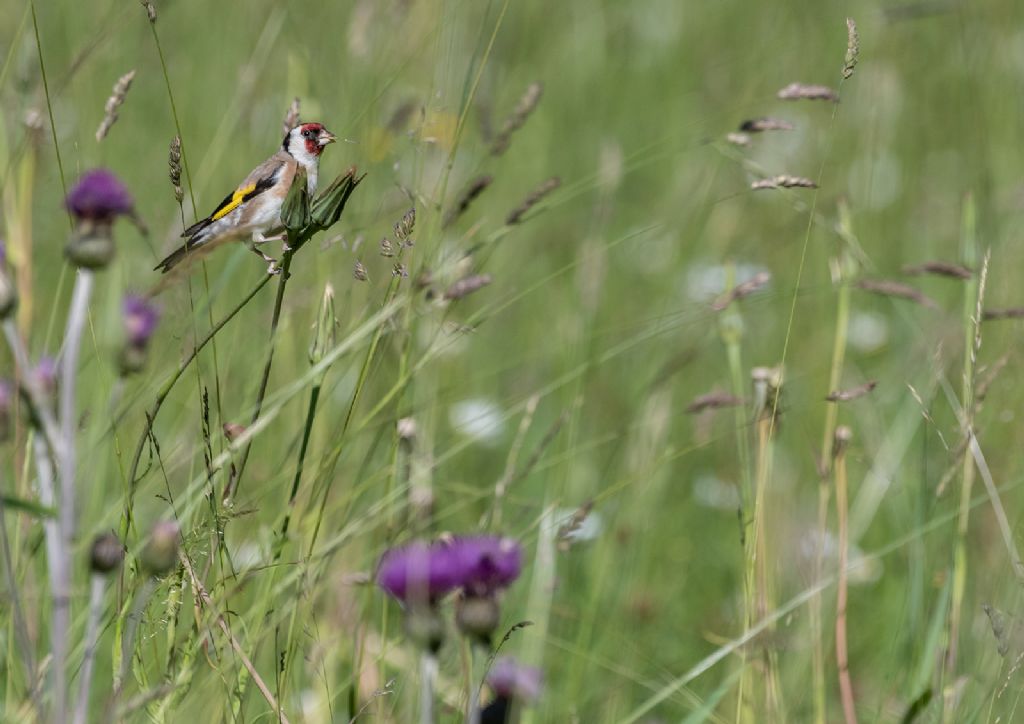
[154,225,212,273]
[153,243,193,274]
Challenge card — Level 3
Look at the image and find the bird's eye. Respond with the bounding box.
[303,130,313,139]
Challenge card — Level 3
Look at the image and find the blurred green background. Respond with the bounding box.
[4,0,1024,721]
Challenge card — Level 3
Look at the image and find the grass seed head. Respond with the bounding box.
[168,136,183,203]
[685,391,744,414]
[443,273,493,301]
[751,175,817,190]
[855,278,939,310]
[443,175,493,228]
[96,70,136,142]
[777,82,839,102]
[843,18,860,80]
[394,207,416,242]
[282,97,301,136]
[901,260,972,280]
[826,380,878,402]
[507,176,561,225]
[740,117,795,132]
[353,260,368,281]
[492,81,543,156]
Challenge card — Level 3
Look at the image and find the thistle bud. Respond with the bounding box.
[90,532,125,574]
[32,357,58,404]
[404,606,447,655]
[308,284,336,366]
[141,520,180,576]
[223,422,247,441]
[281,167,310,233]
[310,169,362,229]
[455,594,501,646]
[119,295,160,375]
[65,222,116,269]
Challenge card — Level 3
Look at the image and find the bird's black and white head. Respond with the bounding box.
[283,122,336,169]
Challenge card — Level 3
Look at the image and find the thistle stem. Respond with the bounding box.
[73,574,106,724]
[55,268,94,722]
[420,652,437,724]
[33,434,60,610]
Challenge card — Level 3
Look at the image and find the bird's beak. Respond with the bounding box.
[318,129,337,147]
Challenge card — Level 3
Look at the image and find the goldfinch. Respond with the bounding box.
[155,122,337,274]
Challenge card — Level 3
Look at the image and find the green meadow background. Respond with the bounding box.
[3,0,1024,721]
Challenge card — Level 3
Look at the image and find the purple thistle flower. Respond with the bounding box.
[65,169,134,221]
[450,536,522,597]
[377,541,463,604]
[487,657,543,702]
[123,295,160,348]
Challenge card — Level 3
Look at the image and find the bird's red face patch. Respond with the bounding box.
[298,123,325,156]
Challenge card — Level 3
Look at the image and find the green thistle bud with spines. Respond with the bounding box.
[281,167,311,234]
[310,169,362,230]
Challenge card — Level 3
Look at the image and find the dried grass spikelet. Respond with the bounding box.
[843,18,860,80]
[711,271,771,311]
[353,260,368,281]
[394,208,416,244]
[740,118,795,133]
[751,175,818,190]
[491,82,543,156]
[379,237,395,257]
[443,274,492,301]
[282,97,301,136]
[507,176,561,225]
[392,263,408,278]
[685,391,743,414]
[140,0,157,22]
[901,261,972,280]
[826,380,877,402]
[777,83,839,102]
[855,278,939,310]
[443,175,493,228]
[96,70,136,142]
[726,132,751,147]
[168,135,183,203]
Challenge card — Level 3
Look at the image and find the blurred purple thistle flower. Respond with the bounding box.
[123,295,160,348]
[487,657,543,702]
[450,536,522,596]
[65,169,134,221]
[377,541,462,605]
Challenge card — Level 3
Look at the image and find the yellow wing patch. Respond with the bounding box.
[211,183,257,221]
